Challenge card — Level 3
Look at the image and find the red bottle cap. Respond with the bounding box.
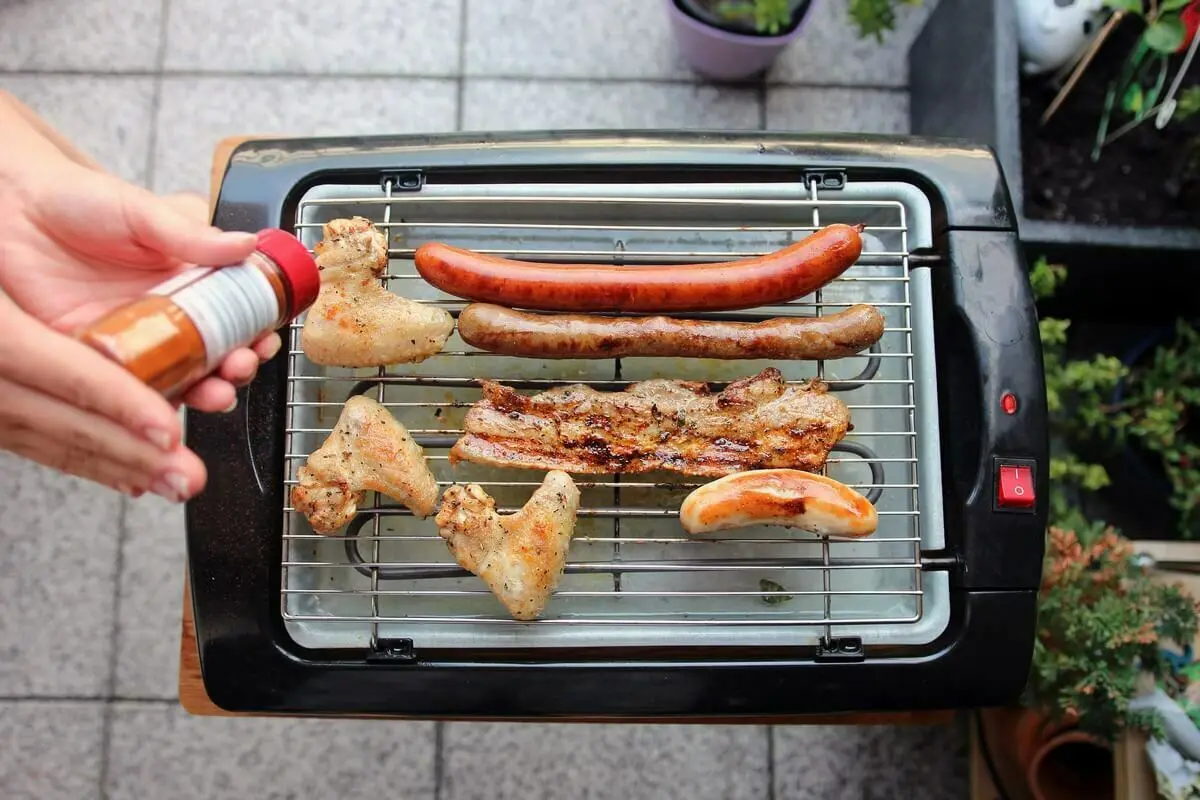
[255,228,321,314]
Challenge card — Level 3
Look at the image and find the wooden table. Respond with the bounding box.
[178,135,957,725]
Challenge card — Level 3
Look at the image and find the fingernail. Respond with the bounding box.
[151,472,190,503]
[222,396,239,413]
[227,231,257,246]
[259,337,282,363]
[144,427,173,451]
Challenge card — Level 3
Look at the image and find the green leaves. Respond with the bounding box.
[1105,0,1146,12]
[1145,16,1187,53]
[1177,86,1200,121]
[1024,529,1200,741]
[1117,319,1200,534]
[713,0,793,35]
[1031,251,1200,738]
[1029,256,1068,300]
[847,0,923,42]
[1124,82,1145,114]
[1162,0,1194,13]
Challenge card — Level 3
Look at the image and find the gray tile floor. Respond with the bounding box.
[0,0,969,797]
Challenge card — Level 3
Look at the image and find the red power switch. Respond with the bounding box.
[997,465,1035,509]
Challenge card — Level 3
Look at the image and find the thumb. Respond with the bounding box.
[122,183,258,266]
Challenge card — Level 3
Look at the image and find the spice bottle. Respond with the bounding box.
[76,228,320,401]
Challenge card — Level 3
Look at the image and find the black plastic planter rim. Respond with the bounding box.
[672,0,813,38]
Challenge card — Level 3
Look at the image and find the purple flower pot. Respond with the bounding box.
[663,0,811,81]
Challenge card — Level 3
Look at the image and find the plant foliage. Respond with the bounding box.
[846,0,923,42]
[1024,527,1199,741]
[710,0,795,34]
[1025,257,1200,741]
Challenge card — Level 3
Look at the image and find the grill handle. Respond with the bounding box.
[931,230,1049,590]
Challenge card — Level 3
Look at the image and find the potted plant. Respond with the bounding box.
[663,0,815,80]
[908,0,1200,271]
[663,0,923,81]
[991,525,1200,800]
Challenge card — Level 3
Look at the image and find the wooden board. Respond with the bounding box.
[177,134,959,724]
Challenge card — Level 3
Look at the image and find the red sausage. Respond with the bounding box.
[412,223,865,313]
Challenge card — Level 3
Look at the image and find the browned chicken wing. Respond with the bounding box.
[291,395,439,534]
[301,216,454,367]
[435,471,581,621]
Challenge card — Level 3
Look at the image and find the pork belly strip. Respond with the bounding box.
[448,368,851,477]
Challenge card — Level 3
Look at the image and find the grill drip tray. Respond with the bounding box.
[279,178,949,651]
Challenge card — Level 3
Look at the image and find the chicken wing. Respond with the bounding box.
[435,471,581,621]
[301,216,455,366]
[291,395,439,534]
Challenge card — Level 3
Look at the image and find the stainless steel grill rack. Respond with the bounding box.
[279,176,948,651]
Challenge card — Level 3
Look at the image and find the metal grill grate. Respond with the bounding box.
[279,176,948,651]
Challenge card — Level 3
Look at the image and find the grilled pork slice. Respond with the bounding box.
[435,471,581,621]
[450,367,850,477]
[679,469,878,538]
[291,395,439,534]
[301,216,454,366]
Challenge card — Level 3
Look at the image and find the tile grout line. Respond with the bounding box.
[0,695,177,704]
[143,0,172,191]
[454,0,468,131]
[0,66,908,93]
[767,726,776,800]
[433,721,446,800]
[97,494,131,800]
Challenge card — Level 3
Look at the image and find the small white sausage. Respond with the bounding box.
[679,469,878,538]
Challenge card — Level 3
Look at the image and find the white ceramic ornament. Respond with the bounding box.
[1014,0,1109,76]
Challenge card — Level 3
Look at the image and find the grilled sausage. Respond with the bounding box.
[413,223,865,312]
[457,303,885,360]
[679,469,878,538]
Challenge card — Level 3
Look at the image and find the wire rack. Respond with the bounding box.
[278,175,947,651]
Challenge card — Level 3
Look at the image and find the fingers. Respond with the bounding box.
[0,295,184,453]
[180,377,237,414]
[179,335,280,412]
[0,376,207,501]
[119,181,258,267]
[251,332,283,363]
[160,191,210,224]
[4,433,138,495]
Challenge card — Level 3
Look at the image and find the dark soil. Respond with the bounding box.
[1019,20,1200,228]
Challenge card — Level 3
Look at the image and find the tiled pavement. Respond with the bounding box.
[0,0,969,797]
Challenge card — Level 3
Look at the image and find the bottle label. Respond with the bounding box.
[151,264,280,371]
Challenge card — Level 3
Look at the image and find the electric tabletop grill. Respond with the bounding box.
[186,131,1048,717]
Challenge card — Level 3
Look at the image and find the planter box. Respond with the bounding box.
[908,0,1200,276]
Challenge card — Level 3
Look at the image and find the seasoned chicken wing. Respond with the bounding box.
[301,217,454,366]
[435,471,581,621]
[291,395,439,534]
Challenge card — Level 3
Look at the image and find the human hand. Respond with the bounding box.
[0,91,281,500]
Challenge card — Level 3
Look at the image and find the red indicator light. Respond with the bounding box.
[1001,392,1018,415]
